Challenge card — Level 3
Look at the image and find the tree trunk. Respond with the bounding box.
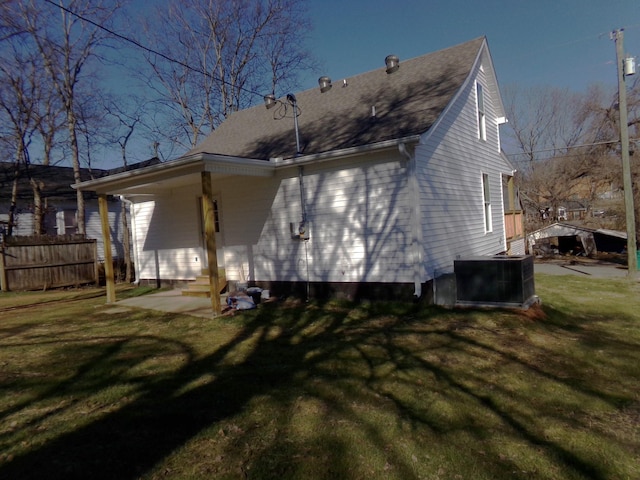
[30,178,43,235]
[67,108,85,235]
[7,163,19,237]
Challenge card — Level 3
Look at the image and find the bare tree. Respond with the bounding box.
[0,0,27,42]
[506,84,613,229]
[140,0,314,150]
[0,32,42,235]
[23,0,122,234]
[103,96,146,169]
[34,84,66,167]
[102,95,148,283]
[505,80,640,237]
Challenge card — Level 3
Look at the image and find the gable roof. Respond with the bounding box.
[189,37,487,160]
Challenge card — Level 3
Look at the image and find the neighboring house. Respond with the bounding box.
[557,200,588,222]
[76,37,519,306]
[0,159,159,261]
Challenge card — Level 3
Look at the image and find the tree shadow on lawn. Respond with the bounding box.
[0,301,637,479]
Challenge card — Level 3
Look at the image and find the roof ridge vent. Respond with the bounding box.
[318,76,332,93]
[385,54,400,74]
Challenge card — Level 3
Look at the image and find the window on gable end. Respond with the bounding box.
[476,82,486,141]
[482,173,492,233]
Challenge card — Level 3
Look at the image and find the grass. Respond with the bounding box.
[0,275,639,480]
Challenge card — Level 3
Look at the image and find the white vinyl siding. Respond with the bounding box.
[0,211,34,236]
[220,152,413,284]
[131,152,413,285]
[509,237,526,255]
[416,60,509,278]
[133,186,204,281]
[85,203,130,261]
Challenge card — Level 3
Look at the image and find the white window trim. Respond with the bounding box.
[482,172,492,233]
[476,81,486,141]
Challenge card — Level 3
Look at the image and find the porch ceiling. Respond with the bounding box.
[114,171,210,196]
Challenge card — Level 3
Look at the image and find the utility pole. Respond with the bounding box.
[612,29,638,277]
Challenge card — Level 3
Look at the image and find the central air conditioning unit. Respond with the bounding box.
[454,255,537,308]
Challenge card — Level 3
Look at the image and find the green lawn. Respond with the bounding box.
[0,274,639,480]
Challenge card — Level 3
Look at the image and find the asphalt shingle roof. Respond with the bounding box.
[189,37,485,160]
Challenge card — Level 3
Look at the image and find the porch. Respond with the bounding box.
[74,154,276,316]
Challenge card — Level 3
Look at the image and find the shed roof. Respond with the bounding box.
[527,222,627,240]
[189,37,488,160]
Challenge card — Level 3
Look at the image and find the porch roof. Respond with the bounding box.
[72,154,275,196]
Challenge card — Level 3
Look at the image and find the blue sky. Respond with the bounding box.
[301,0,639,92]
[96,0,639,168]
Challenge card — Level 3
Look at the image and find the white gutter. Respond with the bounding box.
[271,135,422,168]
[73,138,422,195]
[118,195,140,285]
[399,142,424,298]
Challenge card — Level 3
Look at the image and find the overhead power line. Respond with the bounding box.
[505,138,640,158]
[41,0,265,100]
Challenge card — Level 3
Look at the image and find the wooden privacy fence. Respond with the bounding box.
[0,235,98,291]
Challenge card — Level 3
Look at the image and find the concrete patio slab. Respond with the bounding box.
[114,289,220,318]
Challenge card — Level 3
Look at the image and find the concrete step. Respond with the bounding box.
[181,289,211,298]
[181,268,227,298]
[185,283,211,291]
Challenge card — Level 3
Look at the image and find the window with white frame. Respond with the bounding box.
[482,173,492,232]
[198,197,221,234]
[57,209,78,235]
[476,82,486,141]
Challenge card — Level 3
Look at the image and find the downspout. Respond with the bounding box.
[298,166,307,227]
[399,143,423,298]
[298,166,310,301]
[119,195,140,285]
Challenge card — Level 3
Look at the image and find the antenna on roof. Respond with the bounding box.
[263,93,302,155]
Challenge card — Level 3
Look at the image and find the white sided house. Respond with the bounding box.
[76,37,521,311]
[0,162,134,261]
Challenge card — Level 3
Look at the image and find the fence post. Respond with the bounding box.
[0,242,7,292]
[93,240,99,286]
